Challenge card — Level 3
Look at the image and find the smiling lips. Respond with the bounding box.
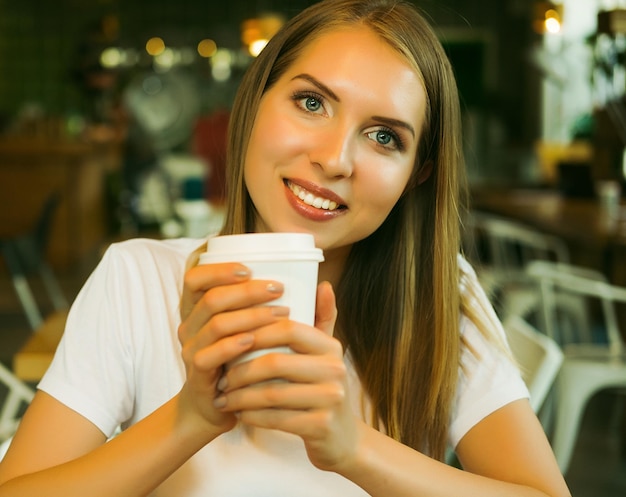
[286,180,345,211]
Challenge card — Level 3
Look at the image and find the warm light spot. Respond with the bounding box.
[241,19,262,46]
[544,9,561,34]
[544,17,561,34]
[249,39,268,57]
[146,37,165,56]
[240,13,284,57]
[532,1,563,34]
[198,39,217,58]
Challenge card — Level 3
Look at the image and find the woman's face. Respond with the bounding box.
[244,26,427,253]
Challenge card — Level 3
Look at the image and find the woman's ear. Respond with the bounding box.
[402,160,433,197]
[416,160,433,185]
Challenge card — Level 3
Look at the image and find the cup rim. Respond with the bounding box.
[201,233,324,263]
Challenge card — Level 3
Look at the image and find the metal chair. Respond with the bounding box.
[0,362,35,444]
[526,260,626,474]
[0,192,68,330]
[502,316,564,413]
[463,211,570,321]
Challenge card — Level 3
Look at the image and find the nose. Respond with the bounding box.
[309,125,355,178]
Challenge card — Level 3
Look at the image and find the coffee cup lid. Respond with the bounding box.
[199,233,324,264]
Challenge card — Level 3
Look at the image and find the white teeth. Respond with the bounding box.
[288,182,339,211]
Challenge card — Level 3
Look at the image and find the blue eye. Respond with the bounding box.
[366,127,403,151]
[375,130,392,145]
[304,96,321,112]
[292,91,326,115]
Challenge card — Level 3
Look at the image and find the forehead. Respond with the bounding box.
[282,26,426,128]
[289,25,418,82]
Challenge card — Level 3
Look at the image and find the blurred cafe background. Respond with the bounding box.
[1,1,626,495]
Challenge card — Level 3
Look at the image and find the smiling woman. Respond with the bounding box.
[0,1,571,497]
[244,27,423,246]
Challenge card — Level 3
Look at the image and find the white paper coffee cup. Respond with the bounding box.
[198,233,324,365]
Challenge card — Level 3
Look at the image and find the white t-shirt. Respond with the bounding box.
[38,238,528,496]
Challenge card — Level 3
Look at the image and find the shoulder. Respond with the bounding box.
[100,237,206,280]
[64,237,207,320]
[74,237,207,309]
[103,237,206,264]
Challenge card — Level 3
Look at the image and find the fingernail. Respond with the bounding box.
[271,306,289,317]
[217,376,228,391]
[267,282,284,294]
[234,268,250,278]
[213,395,227,408]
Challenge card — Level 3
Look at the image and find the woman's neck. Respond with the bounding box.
[318,244,351,288]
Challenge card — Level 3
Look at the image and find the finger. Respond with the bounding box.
[185,262,251,294]
[180,262,251,320]
[179,279,285,344]
[190,305,290,351]
[192,332,256,370]
[236,409,337,439]
[223,351,346,391]
[243,320,342,357]
[314,281,337,337]
[217,381,345,412]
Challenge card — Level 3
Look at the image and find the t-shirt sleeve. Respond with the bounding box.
[447,257,530,449]
[38,244,138,437]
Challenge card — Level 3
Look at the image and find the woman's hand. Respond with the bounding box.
[212,281,360,472]
[177,262,289,438]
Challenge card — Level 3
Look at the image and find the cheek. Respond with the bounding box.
[245,117,280,183]
[247,116,304,168]
[362,163,413,211]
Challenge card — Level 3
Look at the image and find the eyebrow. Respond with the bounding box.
[372,116,416,139]
[291,73,340,102]
[291,73,416,139]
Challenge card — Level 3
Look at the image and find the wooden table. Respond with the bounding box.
[470,186,626,285]
[0,136,121,270]
[13,310,67,382]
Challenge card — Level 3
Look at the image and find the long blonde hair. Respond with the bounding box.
[221,0,466,461]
